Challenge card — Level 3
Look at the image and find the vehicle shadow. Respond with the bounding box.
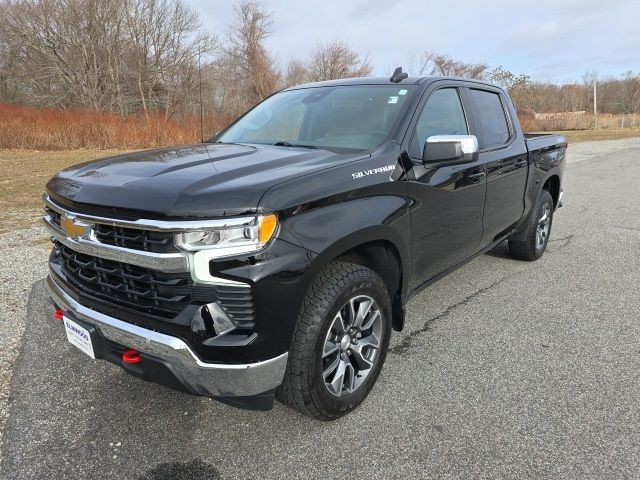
[483,240,512,259]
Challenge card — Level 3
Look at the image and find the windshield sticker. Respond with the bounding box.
[398,89,408,95]
[352,164,395,180]
[388,96,399,104]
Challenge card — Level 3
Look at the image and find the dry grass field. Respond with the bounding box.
[553,129,640,143]
[0,104,230,150]
[0,149,134,232]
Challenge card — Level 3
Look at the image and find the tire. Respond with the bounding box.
[276,262,392,420]
[508,189,554,261]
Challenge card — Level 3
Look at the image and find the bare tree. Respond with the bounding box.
[0,0,214,118]
[417,50,487,78]
[0,0,125,109]
[123,0,216,119]
[306,41,371,82]
[224,0,278,106]
[282,57,308,88]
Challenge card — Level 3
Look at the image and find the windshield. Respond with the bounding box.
[216,85,417,152]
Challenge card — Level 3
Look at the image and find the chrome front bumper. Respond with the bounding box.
[47,274,288,397]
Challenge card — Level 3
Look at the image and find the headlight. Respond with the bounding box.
[174,213,278,257]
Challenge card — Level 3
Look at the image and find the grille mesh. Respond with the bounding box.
[56,241,200,318]
[93,224,176,253]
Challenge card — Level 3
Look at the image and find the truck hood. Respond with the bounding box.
[46,143,364,217]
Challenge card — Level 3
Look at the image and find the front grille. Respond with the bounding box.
[93,224,176,253]
[52,241,256,329]
[55,241,208,318]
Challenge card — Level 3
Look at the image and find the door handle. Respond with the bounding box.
[469,171,486,183]
[515,159,527,168]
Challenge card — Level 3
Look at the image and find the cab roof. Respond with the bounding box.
[283,75,502,91]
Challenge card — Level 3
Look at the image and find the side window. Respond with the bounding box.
[411,88,468,157]
[468,89,510,149]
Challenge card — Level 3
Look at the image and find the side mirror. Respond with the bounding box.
[422,135,479,165]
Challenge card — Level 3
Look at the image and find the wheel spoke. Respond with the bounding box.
[346,298,357,327]
[323,341,339,359]
[353,298,373,329]
[360,308,380,331]
[360,332,380,349]
[350,334,379,370]
[330,311,347,334]
[539,205,551,225]
[328,357,348,394]
[344,361,356,393]
[323,355,340,380]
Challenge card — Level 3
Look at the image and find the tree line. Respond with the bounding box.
[1,0,639,124]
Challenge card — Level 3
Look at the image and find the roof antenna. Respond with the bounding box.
[198,48,204,143]
[390,67,408,83]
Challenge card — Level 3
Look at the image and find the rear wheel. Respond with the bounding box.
[276,262,392,420]
[509,189,554,261]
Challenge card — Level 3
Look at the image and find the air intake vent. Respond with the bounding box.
[215,284,256,330]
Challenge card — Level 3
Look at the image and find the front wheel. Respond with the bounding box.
[508,189,554,261]
[276,262,392,420]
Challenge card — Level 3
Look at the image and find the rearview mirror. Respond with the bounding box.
[422,135,479,165]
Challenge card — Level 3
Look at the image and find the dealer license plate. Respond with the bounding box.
[63,316,95,359]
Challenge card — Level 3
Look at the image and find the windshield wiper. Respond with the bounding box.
[273,141,317,149]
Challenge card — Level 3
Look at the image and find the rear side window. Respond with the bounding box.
[468,89,510,149]
[411,88,468,156]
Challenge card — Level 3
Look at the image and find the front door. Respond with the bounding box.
[406,86,487,291]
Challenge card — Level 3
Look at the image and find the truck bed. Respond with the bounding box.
[524,133,568,153]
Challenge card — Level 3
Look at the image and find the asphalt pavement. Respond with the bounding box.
[1,140,639,479]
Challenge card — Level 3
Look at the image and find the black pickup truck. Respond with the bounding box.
[44,70,566,419]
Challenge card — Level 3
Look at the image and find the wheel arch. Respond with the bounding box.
[300,227,410,332]
[542,174,560,209]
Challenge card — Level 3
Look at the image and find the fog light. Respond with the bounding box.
[54,309,64,320]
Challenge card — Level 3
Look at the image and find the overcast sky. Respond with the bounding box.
[186,0,639,83]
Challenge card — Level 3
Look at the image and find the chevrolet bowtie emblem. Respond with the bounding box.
[60,214,90,238]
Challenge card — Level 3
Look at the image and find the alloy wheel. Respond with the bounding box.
[321,295,383,397]
[536,203,551,249]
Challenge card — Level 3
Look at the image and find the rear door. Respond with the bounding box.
[466,87,528,247]
[406,84,488,291]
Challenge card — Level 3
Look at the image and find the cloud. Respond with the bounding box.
[186,0,639,82]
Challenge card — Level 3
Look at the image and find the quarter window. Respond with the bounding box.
[468,89,511,149]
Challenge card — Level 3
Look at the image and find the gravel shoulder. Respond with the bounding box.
[0,217,50,469]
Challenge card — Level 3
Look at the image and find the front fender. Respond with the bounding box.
[282,194,412,303]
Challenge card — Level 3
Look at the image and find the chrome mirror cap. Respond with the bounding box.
[426,135,479,154]
[422,135,479,164]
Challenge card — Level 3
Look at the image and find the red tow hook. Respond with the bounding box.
[122,349,142,364]
[54,308,64,320]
